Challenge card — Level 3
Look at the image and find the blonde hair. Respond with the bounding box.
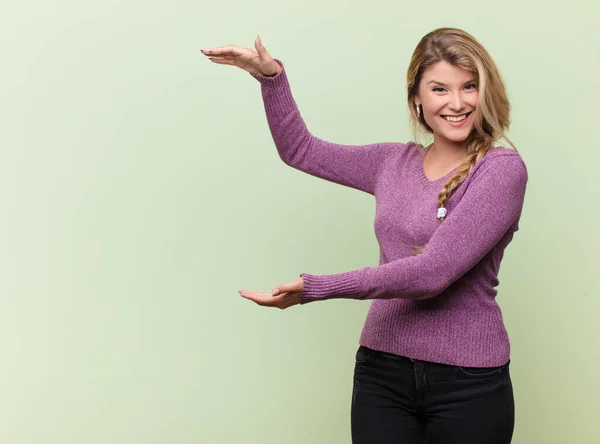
[406,27,518,255]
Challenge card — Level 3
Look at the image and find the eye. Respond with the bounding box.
[432,84,477,92]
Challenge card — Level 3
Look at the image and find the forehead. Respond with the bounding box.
[421,61,475,84]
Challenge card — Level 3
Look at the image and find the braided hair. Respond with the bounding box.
[406,28,519,255]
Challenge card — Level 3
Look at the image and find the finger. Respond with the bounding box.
[273,280,301,296]
[201,53,236,59]
[255,36,270,61]
[200,45,235,56]
[272,285,292,296]
[239,290,273,300]
[240,290,284,307]
[202,46,259,70]
[201,45,245,57]
[206,54,260,75]
[242,293,278,307]
[207,57,236,65]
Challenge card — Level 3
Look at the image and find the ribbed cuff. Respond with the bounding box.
[250,58,286,83]
[298,272,361,304]
[249,58,299,121]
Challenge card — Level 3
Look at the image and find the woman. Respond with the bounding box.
[201,27,527,444]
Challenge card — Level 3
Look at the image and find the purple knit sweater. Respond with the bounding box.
[252,59,528,367]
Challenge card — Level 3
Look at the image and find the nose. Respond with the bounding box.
[448,92,465,111]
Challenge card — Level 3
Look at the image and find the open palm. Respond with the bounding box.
[239,277,304,309]
[201,36,281,77]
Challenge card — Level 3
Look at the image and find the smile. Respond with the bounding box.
[441,112,472,126]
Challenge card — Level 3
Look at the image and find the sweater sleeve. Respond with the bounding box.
[251,59,395,195]
[298,153,529,304]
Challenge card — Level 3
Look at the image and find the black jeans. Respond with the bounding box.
[351,345,514,444]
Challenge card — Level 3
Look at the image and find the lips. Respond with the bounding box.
[439,111,473,128]
[441,111,472,119]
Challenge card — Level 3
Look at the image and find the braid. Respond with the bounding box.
[405,27,520,256]
[411,139,494,256]
[436,140,492,223]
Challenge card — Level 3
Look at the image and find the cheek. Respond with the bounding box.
[421,105,441,122]
[467,90,479,109]
[422,99,445,113]
[423,105,445,124]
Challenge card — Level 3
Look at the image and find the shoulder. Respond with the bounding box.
[470,145,528,184]
[371,141,425,174]
[448,146,529,206]
[383,140,424,160]
[381,140,422,152]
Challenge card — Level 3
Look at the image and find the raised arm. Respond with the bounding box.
[251,58,396,195]
[297,152,529,303]
[201,37,397,196]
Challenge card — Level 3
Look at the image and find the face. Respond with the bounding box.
[415,60,479,146]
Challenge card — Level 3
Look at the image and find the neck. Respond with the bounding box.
[428,138,469,163]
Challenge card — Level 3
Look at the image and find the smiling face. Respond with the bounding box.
[415,60,479,147]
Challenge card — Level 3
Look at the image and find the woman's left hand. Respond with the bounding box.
[239,277,303,309]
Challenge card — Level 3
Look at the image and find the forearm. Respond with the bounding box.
[297,153,528,305]
[252,58,395,195]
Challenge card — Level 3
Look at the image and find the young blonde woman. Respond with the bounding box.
[202,27,527,444]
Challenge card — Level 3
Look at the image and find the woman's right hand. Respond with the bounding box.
[201,36,281,77]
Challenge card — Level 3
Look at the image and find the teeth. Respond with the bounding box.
[443,113,468,122]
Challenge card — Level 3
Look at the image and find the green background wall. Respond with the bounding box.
[1,0,598,442]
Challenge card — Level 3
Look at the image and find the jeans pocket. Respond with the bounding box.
[355,346,372,364]
[458,361,508,377]
[352,379,360,405]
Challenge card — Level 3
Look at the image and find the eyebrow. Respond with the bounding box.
[428,79,476,86]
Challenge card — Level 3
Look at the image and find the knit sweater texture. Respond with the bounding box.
[252,59,529,367]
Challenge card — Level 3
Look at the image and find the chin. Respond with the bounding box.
[453,134,470,142]
[442,133,470,143]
